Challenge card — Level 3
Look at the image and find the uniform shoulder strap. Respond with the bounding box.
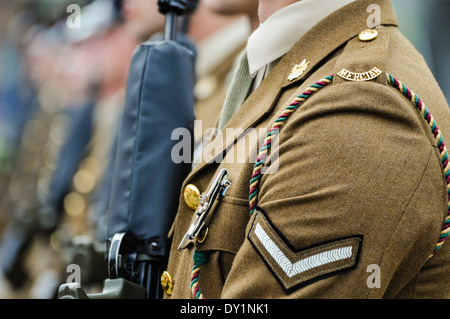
[333,27,390,86]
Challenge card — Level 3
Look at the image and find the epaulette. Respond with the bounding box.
[333,27,388,86]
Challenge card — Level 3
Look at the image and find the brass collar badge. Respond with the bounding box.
[288,59,310,82]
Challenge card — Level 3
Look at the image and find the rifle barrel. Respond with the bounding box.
[164,11,178,40]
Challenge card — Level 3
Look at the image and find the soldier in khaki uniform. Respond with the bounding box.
[162,0,450,299]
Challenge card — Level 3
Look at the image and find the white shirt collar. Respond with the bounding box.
[246,0,356,76]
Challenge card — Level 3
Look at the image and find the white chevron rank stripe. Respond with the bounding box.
[248,211,362,291]
[254,223,353,278]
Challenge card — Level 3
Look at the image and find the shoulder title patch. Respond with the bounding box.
[337,67,382,82]
[248,210,362,292]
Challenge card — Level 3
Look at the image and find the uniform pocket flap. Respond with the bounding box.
[196,196,250,255]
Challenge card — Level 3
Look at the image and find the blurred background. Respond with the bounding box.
[0,0,447,299]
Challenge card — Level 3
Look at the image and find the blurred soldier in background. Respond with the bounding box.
[121,0,166,42]
[190,0,259,163]
[189,2,257,163]
[0,1,86,297]
[0,0,137,298]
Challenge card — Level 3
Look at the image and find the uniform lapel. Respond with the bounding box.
[186,0,398,183]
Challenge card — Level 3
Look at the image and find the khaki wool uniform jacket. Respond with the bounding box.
[164,0,450,299]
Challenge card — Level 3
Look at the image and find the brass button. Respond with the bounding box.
[161,271,174,296]
[184,184,200,210]
[358,29,378,42]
